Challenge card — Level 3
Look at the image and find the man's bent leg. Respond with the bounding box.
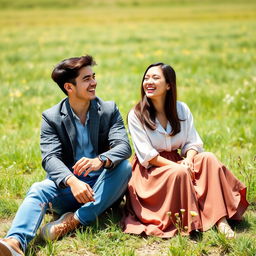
[75,160,132,225]
[5,179,61,252]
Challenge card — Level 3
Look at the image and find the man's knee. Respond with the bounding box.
[115,160,132,180]
[28,181,45,195]
[26,179,56,200]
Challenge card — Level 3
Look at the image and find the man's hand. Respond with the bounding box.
[72,157,103,177]
[180,158,195,181]
[66,176,95,204]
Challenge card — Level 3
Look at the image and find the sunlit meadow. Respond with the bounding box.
[0,0,255,255]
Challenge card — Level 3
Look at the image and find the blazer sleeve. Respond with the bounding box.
[40,113,73,188]
[101,103,132,168]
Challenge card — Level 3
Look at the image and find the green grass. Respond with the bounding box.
[0,0,255,255]
[0,0,255,9]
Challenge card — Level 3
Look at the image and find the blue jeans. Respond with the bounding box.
[6,160,131,252]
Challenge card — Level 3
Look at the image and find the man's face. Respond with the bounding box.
[71,65,97,102]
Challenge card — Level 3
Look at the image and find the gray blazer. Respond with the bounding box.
[40,97,131,188]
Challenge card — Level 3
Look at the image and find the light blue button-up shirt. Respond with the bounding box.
[71,109,103,178]
[72,111,96,162]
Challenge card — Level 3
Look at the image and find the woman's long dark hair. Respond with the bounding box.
[134,62,181,136]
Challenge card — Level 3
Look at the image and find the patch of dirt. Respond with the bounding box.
[0,218,12,237]
[135,240,170,256]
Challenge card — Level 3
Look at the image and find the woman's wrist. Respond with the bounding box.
[185,149,198,161]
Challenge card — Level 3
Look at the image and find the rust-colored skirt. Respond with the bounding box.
[121,151,249,238]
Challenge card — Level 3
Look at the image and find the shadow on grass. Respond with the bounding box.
[229,205,256,233]
[229,218,251,233]
[80,201,125,233]
[189,229,203,242]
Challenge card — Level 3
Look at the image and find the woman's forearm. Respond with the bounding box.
[149,155,177,167]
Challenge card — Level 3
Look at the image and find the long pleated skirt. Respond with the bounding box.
[121,151,249,238]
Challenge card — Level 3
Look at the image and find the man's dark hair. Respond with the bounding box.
[51,55,96,95]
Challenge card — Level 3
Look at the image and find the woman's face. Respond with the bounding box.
[143,66,170,100]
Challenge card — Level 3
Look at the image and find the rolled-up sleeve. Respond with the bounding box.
[180,103,204,156]
[128,110,159,168]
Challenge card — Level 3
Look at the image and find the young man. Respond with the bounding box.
[0,55,132,256]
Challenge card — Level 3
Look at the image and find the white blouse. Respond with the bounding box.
[128,101,204,168]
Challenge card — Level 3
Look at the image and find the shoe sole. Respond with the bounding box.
[0,240,22,256]
[0,246,12,256]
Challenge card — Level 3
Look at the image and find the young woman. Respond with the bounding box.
[122,63,249,238]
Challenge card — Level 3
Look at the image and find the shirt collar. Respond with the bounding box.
[155,118,171,134]
[70,107,90,126]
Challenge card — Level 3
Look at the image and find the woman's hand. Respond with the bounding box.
[180,158,195,181]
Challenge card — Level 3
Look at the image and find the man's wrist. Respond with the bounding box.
[66,175,77,186]
[98,155,107,167]
[98,155,113,169]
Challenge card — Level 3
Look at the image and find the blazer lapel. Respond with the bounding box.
[61,99,77,155]
[89,100,100,154]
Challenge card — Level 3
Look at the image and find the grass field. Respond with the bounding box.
[0,0,256,255]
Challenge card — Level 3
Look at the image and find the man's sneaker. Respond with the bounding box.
[40,212,80,241]
[0,240,23,256]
